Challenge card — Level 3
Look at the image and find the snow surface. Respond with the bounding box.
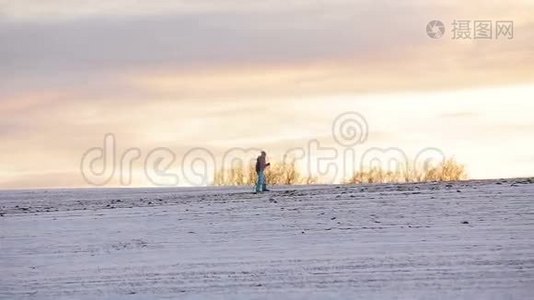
[1,179,533,299]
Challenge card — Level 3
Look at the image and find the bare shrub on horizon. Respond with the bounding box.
[213,158,317,186]
[213,157,467,186]
[347,157,468,184]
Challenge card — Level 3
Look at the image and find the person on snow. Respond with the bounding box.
[255,151,270,193]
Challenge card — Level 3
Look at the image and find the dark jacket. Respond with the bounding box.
[255,156,267,173]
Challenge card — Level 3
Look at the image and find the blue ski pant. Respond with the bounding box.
[256,170,266,192]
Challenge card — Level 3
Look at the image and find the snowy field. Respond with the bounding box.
[1,179,533,299]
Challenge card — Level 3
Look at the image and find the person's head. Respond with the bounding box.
[261,151,266,157]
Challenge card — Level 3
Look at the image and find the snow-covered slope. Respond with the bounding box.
[1,179,533,299]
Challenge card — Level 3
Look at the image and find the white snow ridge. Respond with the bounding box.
[1,179,533,299]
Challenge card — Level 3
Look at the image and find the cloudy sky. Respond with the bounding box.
[1,0,533,188]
